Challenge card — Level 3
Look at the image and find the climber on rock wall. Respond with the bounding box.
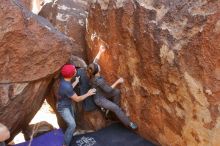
[0,123,10,146]
[56,65,96,146]
[87,62,138,130]
[74,43,106,112]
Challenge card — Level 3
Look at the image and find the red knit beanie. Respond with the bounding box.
[61,64,76,78]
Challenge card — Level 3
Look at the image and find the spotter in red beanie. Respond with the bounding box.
[61,64,76,78]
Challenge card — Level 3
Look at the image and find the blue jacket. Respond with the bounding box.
[76,68,97,111]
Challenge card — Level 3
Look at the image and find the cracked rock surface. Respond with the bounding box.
[0,0,72,139]
[86,0,220,145]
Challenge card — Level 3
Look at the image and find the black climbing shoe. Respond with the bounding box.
[129,122,138,130]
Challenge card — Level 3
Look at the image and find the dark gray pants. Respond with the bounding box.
[94,89,131,126]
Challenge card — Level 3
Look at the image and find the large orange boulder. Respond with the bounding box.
[86,0,220,146]
[0,0,72,139]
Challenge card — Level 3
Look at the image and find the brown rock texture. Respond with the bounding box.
[86,0,220,146]
[39,0,90,59]
[1,78,52,141]
[0,0,73,83]
[0,0,72,139]
[17,0,32,9]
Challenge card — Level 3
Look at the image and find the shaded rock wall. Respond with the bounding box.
[39,0,89,59]
[0,0,72,139]
[86,0,220,146]
[0,77,52,141]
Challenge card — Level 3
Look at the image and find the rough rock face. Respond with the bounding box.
[0,0,72,139]
[39,0,89,59]
[0,0,74,82]
[17,0,32,9]
[86,0,220,146]
[1,77,52,141]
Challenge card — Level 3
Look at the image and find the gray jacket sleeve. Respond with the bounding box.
[96,78,113,93]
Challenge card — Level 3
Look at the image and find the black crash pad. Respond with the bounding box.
[71,123,156,146]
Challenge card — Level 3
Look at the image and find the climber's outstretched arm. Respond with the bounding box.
[93,45,106,63]
[111,77,124,89]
